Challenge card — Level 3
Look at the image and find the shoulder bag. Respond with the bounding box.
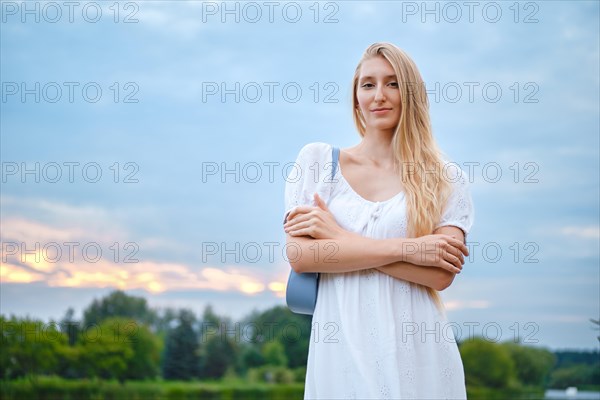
[284,146,339,315]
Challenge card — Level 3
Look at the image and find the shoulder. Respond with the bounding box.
[297,142,332,158]
[294,142,332,165]
[436,160,475,233]
[439,159,470,188]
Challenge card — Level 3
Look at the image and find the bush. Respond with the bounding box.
[549,363,600,388]
[0,376,305,400]
[466,385,545,400]
[246,366,295,384]
[501,342,555,387]
[460,337,516,389]
[292,366,306,383]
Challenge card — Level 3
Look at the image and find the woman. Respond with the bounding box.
[283,42,474,399]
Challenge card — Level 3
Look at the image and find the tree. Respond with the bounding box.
[590,318,600,343]
[59,307,79,346]
[162,309,200,380]
[76,317,135,381]
[153,306,179,335]
[240,344,265,371]
[501,342,556,387]
[120,319,161,380]
[83,290,157,328]
[262,340,288,367]
[199,333,239,379]
[0,315,68,379]
[550,364,600,388]
[197,305,240,379]
[549,349,600,389]
[460,337,516,388]
[242,306,311,369]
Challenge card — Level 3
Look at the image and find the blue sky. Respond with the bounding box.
[1,1,598,350]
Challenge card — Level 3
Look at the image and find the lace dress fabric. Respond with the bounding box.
[283,142,475,400]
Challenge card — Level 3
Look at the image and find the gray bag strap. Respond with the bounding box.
[331,146,340,181]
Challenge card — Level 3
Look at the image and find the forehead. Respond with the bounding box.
[358,57,396,80]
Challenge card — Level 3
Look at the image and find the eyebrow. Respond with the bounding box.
[359,74,397,82]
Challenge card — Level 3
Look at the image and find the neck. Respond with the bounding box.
[355,128,397,168]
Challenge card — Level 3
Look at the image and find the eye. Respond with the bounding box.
[361,83,374,88]
[389,82,399,87]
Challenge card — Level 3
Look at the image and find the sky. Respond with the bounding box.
[1,0,599,351]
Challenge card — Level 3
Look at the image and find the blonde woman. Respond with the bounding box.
[283,42,474,399]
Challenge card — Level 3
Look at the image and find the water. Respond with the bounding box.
[545,389,600,400]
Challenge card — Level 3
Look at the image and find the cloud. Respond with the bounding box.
[1,195,131,243]
[1,196,286,297]
[444,300,490,311]
[1,261,45,283]
[136,2,225,38]
[559,226,600,240]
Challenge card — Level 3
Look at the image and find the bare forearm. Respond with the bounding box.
[286,225,466,283]
[286,233,401,273]
[375,262,454,291]
[377,225,466,289]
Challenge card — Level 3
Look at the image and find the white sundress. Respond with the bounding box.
[283,142,475,400]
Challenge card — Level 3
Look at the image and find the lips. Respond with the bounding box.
[371,107,392,114]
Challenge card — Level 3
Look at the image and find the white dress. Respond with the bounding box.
[284,142,475,400]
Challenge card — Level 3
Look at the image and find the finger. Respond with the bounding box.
[285,219,311,232]
[443,250,462,270]
[442,242,464,264]
[289,227,317,239]
[440,243,462,269]
[444,250,463,269]
[284,212,316,228]
[442,260,461,274]
[444,244,465,265]
[447,236,469,256]
[283,207,314,226]
[439,234,468,257]
[286,206,314,221]
[314,193,329,211]
[286,226,305,237]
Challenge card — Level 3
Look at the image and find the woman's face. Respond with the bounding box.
[355,56,402,132]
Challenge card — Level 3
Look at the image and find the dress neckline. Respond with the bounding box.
[334,147,405,205]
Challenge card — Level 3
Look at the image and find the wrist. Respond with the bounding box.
[377,238,401,264]
[394,238,416,264]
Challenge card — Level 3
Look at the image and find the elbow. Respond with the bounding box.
[289,259,306,273]
[286,235,312,273]
[286,243,306,273]
[435,271,456,291]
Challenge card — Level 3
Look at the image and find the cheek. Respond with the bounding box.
[387,89,401,104]
[356,91,369,108]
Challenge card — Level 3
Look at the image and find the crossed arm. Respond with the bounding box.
[283,192,469,291]
[286,226,464,290]
[374,225,466,291]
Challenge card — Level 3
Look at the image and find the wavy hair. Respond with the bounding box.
[351,42,453,312]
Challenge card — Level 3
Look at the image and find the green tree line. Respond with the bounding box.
[1,290,311,384]
[1,290,598,391]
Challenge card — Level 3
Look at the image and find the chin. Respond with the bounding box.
[369,121,398,131]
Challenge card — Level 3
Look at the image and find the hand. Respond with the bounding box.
[284,193,350,240]
[401,234,469,274]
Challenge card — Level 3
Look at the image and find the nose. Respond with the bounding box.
[374,84,386,102]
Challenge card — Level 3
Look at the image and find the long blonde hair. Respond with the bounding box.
[351,42,453,313]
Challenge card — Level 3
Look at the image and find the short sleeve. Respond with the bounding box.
[434,163,475,238]
[283,142,332,223]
